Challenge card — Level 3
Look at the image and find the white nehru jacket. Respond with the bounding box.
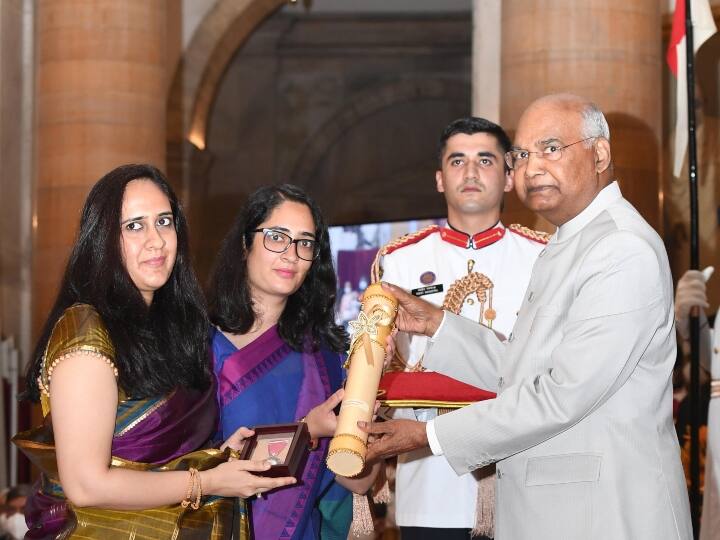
[425,183,692,539]
[380,223,543,528]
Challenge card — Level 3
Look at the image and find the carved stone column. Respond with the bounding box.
[33,0,167,336]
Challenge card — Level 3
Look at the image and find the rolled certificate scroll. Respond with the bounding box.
[327,282,397,477]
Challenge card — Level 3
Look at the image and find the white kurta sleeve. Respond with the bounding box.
[423,311,505,391]
[433,230,670,475]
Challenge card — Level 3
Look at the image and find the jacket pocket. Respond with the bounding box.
[525,453,602,486]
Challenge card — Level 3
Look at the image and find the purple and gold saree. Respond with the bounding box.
[212,325,352,540]
[13,304,246,540]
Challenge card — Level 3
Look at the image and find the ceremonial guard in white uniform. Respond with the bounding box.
[701,314,720,540]
[376,222,545,534]
[370,116,546,539]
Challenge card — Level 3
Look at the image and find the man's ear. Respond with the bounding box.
[435,170,445,193]
[503,170,514,193]
[594,138,611,174]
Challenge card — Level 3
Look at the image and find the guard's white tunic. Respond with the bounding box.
[700,309,720,540]
[425,182,692,539]
[380,222,543,528]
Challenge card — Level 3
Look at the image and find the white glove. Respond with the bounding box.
[674,267,713,339]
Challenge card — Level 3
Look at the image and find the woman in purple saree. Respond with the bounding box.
[14,165,294,539]
[208,185,378,540]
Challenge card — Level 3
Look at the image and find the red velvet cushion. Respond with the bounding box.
[379,371,496,406]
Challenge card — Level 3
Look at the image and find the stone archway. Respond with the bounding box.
[289,77,469,191]
[166,0,285,202]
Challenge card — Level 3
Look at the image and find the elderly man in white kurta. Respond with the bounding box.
[361,94,693,539]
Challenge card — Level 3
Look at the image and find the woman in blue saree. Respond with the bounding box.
[208,185,378,540]
[15,165,294,539]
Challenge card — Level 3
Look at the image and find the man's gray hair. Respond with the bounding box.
[580,102,610,144]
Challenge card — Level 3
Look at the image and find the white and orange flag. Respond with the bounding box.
[667,0,716,178]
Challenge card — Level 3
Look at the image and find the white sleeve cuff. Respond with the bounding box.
[429,311,448,342]
[426,419,444,455]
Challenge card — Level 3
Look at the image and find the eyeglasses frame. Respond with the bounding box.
[251,228,319,261]
[504,137,596,170]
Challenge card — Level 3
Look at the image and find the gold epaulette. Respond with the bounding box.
[508,223,551,244]
[370,225,439,283]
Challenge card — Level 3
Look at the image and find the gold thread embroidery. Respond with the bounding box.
[115,394,171,437]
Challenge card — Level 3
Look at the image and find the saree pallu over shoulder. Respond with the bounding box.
[213,327,352,540]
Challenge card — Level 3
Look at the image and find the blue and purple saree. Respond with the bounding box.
[212,325,352,540]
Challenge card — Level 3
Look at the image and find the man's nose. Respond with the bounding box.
[523,152,545,178]
[465,160,480,180]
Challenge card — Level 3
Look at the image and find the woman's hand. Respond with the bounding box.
[304,388,344,439]
[220,426,254,452]
[201,460,296,499]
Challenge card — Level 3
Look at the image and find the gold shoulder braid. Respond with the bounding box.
[370,225,439,283]
[508,223,551,244]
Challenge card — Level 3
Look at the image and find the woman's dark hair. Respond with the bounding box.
[23,164,211,402]
[208,184,347,353]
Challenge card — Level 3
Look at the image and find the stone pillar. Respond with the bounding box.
[0,0,33,359]
[34,0,167,337]
[472,0,501,123]
[500,0,662,231]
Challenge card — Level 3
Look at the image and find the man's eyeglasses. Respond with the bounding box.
[504,137,595,170]
[252,228,319,261]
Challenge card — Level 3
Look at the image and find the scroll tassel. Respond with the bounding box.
[350,493,374,536]
[472,469,495,538]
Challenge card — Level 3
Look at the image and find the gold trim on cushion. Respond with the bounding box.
[380,399,471,408]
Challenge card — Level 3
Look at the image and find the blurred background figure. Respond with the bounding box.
[0,484,30,540]
[674,268,719,540]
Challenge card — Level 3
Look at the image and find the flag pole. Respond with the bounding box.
[684,0,702,535]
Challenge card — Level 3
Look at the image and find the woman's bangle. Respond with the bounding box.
[181,468,202,510]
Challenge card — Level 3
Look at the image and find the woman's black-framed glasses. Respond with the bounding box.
[252,228,319,261]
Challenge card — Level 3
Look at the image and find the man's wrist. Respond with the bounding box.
[426,308,445,337]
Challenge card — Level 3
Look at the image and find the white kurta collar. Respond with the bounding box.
[552,181,622,243]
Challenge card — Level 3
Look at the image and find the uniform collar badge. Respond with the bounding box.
[440,223,505,250]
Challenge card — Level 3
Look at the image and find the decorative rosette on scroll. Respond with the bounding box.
[327,283,397,477]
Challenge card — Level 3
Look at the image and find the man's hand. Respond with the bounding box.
[381,282,444,337]
[358,418,429,462]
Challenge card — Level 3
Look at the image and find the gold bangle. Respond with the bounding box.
[181,468,202,510]
[192,468,202,510]
[181,468,196,508]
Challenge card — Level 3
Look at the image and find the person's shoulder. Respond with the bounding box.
[47,303,115,363]
[589,198,664,254]
[506,223,551,246]
[380,225,441,259]
[371,225,440,281]
[38,304,117,401]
